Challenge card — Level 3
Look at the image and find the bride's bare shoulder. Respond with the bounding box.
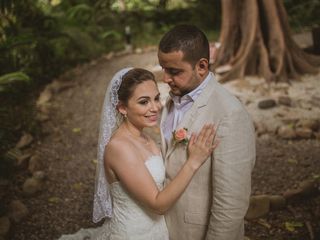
[104,134,136,162]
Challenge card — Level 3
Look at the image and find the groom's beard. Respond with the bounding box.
[168,72,200,97]
[169,85,190,97]
[169,87,191,98]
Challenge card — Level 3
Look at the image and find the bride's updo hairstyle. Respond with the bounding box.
[117,68,156,105]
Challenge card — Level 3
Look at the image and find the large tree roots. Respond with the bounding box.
[213,0,320,83]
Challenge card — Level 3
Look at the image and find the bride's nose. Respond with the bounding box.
[150,101,160,112]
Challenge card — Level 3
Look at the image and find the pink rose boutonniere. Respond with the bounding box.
[173,128,189,145]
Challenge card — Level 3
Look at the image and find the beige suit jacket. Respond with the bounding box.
[160,73,255,240]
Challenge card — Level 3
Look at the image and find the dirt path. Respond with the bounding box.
[9,51,320,240]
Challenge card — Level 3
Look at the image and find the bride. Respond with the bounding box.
[59,67,218,240]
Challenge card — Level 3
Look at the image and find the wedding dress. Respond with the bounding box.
[59,155,169,240]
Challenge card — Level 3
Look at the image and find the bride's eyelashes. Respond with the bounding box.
[139,100,149,105]
[137,94,161,105]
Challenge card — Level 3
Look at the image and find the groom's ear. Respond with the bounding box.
[196,58,209,77]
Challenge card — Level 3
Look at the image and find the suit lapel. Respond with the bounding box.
[164,73,216,159]
[160,97,172,157]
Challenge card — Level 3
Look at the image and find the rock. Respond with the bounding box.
[245,195,270,220]
[282,118,299,125]
[15,133,33,149]
[36,87,52,107]
[255,122,273,135]
[298,100,313,110]
[36,113,50,122]
[8,200,29,223]
[277,125,296,139]
[296,119,319,131]
[254,121,268,136]
[134,48,142,54]
[311,95,320,107]
[259,134,270,141]
[22,177,42,196]
[269,195,286,210]
[16,153,32,169]
[283,179,320,202]
[48,80,75,94]
[103,51,114,60]
[265,123,280,135]
[283,188,302,202]
[298,179,320,197]
[272,82,290,91]
[278,96,292,106]
[0,216,10,237]
[258,99,277,109]
[32,171,46,181]
[37,104,50,115]
[295,127,313,139]
[245,100,252,105]
[28,155,43,173]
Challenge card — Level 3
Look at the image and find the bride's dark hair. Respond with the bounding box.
[118,68,156,105]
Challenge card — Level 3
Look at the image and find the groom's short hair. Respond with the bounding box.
[159,24,209,67]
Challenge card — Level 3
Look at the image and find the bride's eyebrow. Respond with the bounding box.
[136,92,160,101]
[137,96,150,100]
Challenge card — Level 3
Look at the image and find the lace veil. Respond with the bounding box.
[93,67,133,223]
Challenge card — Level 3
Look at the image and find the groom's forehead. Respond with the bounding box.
[158,50,184,62]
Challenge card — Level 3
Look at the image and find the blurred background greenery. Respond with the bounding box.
[0,0,319,177]
[1,0,319,90]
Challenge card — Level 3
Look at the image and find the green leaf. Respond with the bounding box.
[285,221,304,232]
[312,174,320,179]
[72,128,81,133]
[66,4,93,21]
[0,72,31,85]
[72,182,83,190]
[100,30,121,40]
[287,158,298,164]
[287,123,294,129]
[48,197,61,203]
[92,159,98,165]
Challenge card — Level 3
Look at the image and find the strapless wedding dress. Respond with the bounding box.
[58,155,169,240]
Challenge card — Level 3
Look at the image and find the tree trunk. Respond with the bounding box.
[213,0,320,83]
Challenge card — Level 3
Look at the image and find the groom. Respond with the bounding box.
[158,25,256,240]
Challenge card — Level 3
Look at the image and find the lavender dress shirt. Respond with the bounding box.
[163,73,212,143]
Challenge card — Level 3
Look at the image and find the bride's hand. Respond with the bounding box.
[187,124,219,171]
